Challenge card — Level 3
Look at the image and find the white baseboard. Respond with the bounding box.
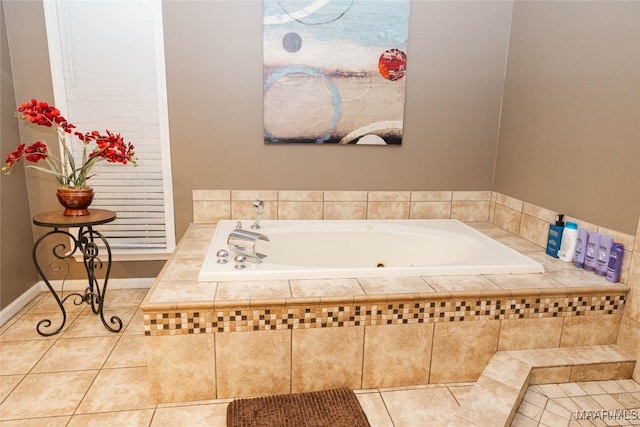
[0,283,42,328]
[0,278,154,327]
[39,277,155,292]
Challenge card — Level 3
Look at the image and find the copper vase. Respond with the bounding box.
[56,187,94,216]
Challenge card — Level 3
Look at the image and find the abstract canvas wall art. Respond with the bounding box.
[263,0,410,145]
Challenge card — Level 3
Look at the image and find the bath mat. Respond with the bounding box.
[226,387,371,427]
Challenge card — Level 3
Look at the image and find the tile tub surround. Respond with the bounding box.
[193,190,636,285]
[142,220,631,403]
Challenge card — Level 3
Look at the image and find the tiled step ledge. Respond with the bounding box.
[449,344,636,427]
[142,284,629,336]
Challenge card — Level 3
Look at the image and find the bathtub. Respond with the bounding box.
[198,219,543,281]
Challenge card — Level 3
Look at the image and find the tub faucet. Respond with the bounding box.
[250,200,264,230]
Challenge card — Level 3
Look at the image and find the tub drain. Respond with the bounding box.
[376,262,386,268]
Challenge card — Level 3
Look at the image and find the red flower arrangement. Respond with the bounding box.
[3,99,136,189]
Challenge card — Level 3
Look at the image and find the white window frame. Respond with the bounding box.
[43,0,176,260]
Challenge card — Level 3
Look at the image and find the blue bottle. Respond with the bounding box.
[545,214,565,258]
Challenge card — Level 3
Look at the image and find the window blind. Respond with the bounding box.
[44,0,175,253]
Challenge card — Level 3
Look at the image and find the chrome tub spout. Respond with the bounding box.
[227,228,269,263]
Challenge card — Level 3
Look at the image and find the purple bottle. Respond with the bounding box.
[606,243,624,283]
[595,235,613,276]
[573,228,589,268]
[583,232,600,272]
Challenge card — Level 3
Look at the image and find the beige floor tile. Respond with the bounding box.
[31,336,119,373]
[571,395,606,411]
[356,392,394,427]
[611,393,640,408]
[0,375,23,402]
[522,388,549,408]
[26,292,87,314]
[102,289,150,309]
[510,412,540,427]
[617,379,640,393]
[552,396,583,413]
[75,367,154,414]
[0,416,70,426]
[576,381,608,395]
[597,379,629,394]
[591,393,626,410]
[448,384,475,406]
[151,403,228,426]
[538,383,570,399]
[545,399,574,418]
[67,409,154,426]
[124,308,145,335]
[0,340,54,374]
[61,308,136,338]
[0,311,81,341]
[147,334,216,403]
[381,387,459,427]
[559,382,589,397]
[539,408,571,426]
[103,335,147,368]
[517,400,544,421]
[0,370,98,420]
[456,375,521,426]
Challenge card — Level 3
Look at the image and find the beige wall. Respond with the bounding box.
[494,1,640,234]
[1,1,38,310]
[2,1,639,310]
[163,0,514,238]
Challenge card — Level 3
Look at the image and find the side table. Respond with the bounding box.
[32,209,123,336]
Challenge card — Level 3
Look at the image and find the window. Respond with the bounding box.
[43,0,175,258]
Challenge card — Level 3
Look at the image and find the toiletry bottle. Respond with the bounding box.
[545,213,565,258]
[595,235,613,276]
[558,222,578,262]
[573,228,588,268]
[583,232,600,271]
[606,243,624,283]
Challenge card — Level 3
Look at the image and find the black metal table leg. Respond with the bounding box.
[31,209,122,336]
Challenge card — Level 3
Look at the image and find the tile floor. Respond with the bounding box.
[1,289,638,426]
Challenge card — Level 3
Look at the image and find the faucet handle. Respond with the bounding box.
[236,220,243,229]
[234,254,247,269]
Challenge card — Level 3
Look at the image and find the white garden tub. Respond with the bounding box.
[198,219,543,281]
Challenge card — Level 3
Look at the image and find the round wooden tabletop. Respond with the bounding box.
[33,209,117,228]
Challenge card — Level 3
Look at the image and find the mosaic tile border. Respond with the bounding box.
[143,294,626,336]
